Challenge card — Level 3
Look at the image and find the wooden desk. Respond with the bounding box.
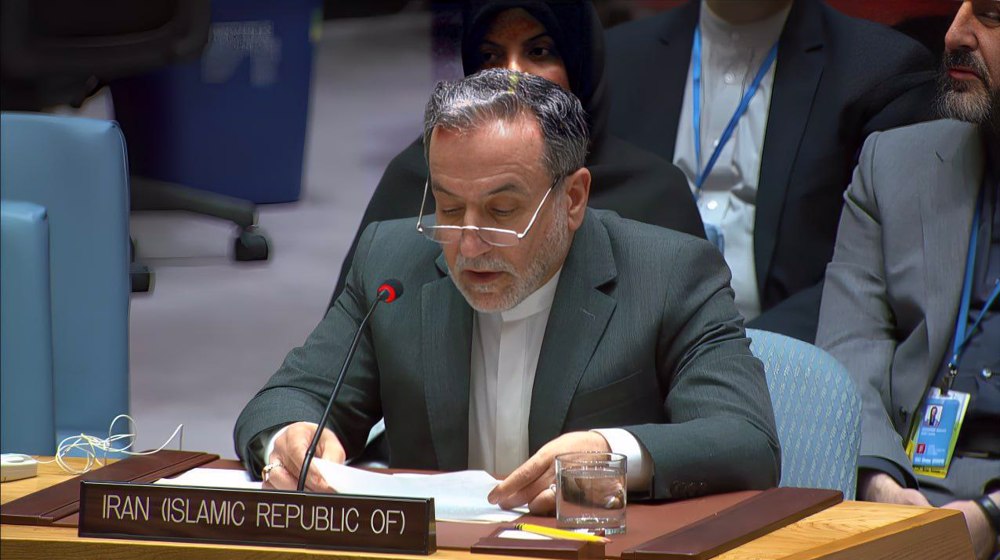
[1,458,973,560]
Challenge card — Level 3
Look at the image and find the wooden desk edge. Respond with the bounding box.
[780,507,973,560]
[1,459,975,560]
[0,525,515,560]
[2,505,970,560]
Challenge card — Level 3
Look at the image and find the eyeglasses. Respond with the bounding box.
[415,175,561,247]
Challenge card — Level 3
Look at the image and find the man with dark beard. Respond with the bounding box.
[816,1,999,557]
[235,69,779,514]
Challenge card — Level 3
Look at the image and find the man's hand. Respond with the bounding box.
[262,422,346,492]
[487,431,611,515]
[942,493,999,560]
[858,471,931,506]
[861,474,997,559]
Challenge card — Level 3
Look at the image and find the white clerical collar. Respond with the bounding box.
[484,268,562,324]
[700,0,792,49]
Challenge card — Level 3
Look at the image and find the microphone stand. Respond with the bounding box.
[296,287,390,492]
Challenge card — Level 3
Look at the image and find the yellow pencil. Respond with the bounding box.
[514,523,610,543]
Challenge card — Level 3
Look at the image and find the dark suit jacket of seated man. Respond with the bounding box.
[234,69,780,510]
[604,0,939,343]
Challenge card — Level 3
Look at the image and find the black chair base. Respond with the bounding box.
[130,263,153,293]
[129,176,271,293]
[235,226,269,261]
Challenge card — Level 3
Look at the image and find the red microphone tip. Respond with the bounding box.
[377,279,403,303]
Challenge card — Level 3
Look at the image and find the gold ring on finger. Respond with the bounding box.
[262,461,283,482]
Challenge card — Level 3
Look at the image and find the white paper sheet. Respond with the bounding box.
[154,463,524,523]
[155,468,262,490]
[313,459,524,523]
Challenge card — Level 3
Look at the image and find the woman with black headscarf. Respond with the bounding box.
[329,0,703,305]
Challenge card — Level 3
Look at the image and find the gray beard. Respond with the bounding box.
[451,197,570,313]
[937,60,1000,131]
[938,88,1000,129]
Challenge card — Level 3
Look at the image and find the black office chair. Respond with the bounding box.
[1,0,269,293]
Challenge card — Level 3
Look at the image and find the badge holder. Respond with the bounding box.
[905,387,970,479]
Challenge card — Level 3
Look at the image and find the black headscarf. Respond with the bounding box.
[460,1,609,149]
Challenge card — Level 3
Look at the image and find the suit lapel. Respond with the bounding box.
[918,125,984,399]
[422,254,473,471]
[651,1,700,159]
[754,0,825,292]
[529,212,618,453]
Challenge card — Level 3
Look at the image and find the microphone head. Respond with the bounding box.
[377,279,404,303]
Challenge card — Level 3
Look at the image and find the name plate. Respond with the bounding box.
[79,481,436,554]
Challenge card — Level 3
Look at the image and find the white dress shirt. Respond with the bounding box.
[468,270,561,475]
[468,270,651,491]
[672,0,791,321]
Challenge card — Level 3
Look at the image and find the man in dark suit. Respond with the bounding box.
[605,0,938,342]
[328,0,705,308]
[235,69,779,513]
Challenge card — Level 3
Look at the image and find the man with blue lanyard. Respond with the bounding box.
[605,0,938,342]
[817,2,999,557]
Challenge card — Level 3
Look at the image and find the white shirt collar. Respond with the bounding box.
[479,269,562,324]
[700,0,792,49]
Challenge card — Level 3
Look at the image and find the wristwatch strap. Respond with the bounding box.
[976,494,1000,534]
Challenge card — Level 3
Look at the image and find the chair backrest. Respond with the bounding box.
[1,0,209,110]
[746,328,861,499]
[1,201,57,454]
[0,112,130,445]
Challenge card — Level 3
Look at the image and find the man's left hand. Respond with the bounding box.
[487,431,611,515]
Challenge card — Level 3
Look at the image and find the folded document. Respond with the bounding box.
[313,459,523,522]
[156,461,523,523]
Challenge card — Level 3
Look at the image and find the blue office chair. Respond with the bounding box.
[1,202,57,455]
[747,328,862,499]
[0,112,130,451]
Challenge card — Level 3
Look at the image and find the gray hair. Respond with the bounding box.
[422,68,589,180]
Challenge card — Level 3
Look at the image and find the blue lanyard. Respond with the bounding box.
[691,27,779,193]
[944,186,1000,392]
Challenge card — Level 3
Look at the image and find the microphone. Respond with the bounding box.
[378,278,402,303]
[296,279,404,492]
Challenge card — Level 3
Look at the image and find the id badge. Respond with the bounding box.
[905,387,970,479]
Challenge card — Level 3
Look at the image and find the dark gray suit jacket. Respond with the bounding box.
[817,120,987,486]
[235,209,780,499]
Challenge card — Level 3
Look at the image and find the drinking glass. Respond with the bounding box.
[555,452,627,534]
